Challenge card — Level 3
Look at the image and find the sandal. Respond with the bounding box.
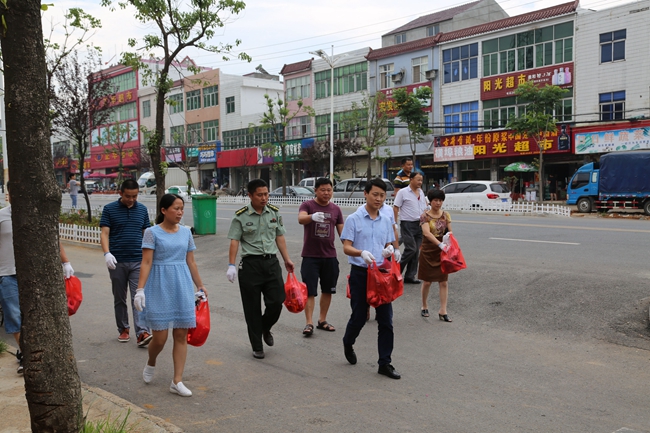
[421,309,430,317]
[302,324,314,336]
[316,321,336,332]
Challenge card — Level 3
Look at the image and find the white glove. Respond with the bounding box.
[360,250,375,265]
[394,250,402,263]
[311,212,325,223]
[134,288,145,312]
[195,290,207,302]
[104,252,117,270]
[443,232,452,244]
[438,243,450,253]
[62,262,74,279]
[227,265,237,283]
[381,245,394,258]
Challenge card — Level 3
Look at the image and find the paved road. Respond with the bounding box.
[5,204,650,432]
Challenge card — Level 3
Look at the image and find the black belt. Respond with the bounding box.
[401,220,420,224]
[351,264,368,271]
[243,254,276,260]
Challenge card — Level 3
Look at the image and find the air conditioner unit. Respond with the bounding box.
[391,70,404,83]
[425,69,438,80]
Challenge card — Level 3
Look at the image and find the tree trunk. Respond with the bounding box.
[539,148,544,203]
[281,145,287,196]
[366,152,372,180]
[153,70,170,208]
[1,1,83,430]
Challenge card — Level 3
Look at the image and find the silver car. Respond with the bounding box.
[441,181,511,208]
[332,178,396,200]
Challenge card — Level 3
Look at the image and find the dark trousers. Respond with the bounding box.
[400,220,422,280]
[342,265,394,366]
[108,262,149,336]
[238,255,285,352]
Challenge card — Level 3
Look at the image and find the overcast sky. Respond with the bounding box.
[45,0,637,77]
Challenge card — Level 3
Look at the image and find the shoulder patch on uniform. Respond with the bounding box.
[235,206,248,215]
[267,203,279,211]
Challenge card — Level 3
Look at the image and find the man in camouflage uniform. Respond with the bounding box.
[227,179,295,359]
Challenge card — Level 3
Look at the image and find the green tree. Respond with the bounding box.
[0,0,83,429]
[343,92,391,179]
[97,121,139,187]
[393,86,432,163]
[505,81,568,202]
[260,94,313,196]
[100,0,250,205]
[51,49,113,221]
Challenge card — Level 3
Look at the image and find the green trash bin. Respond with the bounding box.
[191,194,217,235]
[168,186,180,195]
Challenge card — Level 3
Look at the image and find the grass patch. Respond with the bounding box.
[0,339,7,354]
[81,409,133,433]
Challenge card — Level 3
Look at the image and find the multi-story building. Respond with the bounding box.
[367,0,507,189]
[571,1,650,160]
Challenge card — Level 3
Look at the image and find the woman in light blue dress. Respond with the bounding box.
[135,194,206,397]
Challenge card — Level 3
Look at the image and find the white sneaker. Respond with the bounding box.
[143,365,155,384]
[169,381,192,397]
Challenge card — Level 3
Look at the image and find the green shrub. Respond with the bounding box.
[81,409,133,433]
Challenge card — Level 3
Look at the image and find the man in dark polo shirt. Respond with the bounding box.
[100,179,152,347]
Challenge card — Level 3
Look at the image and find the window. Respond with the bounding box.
[443,43,478,83]
[444,102,479,133]
[600,29,626,63]
[115,102,136,121]
[203,120,219,142]
[286,75,310,101]
[395,33,406,44]
[426,25,439,37]
[412,56,428,83]
[316,110,367,139]
[222,125,280,150]
[187,123,202,143]
[482,22,574,77]
[571,172,590,189]
[314,62,367,99]
[186,90,201,111]
[168,94,183,114]
[170,125,185,145]
[107,71,136,92]
[379,63,394,89]
[142,100,151,118]
[287,116,311,139]
[483,97,526,129]
[599,91,625,121]
[554,88,573,122]
[226,96,235,114]
[203,85,218,107]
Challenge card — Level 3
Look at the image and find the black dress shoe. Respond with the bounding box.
[252,350,265,359]
[404,278,422,284]
[344,344,357,365]
[263,331,274,347]
[378,364,401,379]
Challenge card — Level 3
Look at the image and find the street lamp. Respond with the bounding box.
[310,46,348,182]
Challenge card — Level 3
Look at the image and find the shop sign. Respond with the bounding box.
[198,141,220,164]
[100,90,135,108]
[90,147,139,169]
[165,147,184,162]
[378,83,432,115]
[268,140,303,162]
[480,62,573,101]
[440,129,569,159]
[217,147,258,169]
[575,124,650,154]
[434,144,474,162]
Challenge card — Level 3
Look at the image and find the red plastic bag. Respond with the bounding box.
[284,272,308,313]
[366,255,404,308]
[188,296,210,347]
[65,276,83,316]
[440,234,467,274]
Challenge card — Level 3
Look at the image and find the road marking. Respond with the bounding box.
[490,237,580,245]
[456,219,650,233]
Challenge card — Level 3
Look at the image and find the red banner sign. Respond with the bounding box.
[480,62,573,101]
[217,147,259,169]
[438,129,569,159]
[378,83,432,115]
[90,144,140,169]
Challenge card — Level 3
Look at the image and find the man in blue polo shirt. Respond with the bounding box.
[341,178,401,380]
[100,179,152,347]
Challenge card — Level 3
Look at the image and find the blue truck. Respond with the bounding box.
[566,150,650,215]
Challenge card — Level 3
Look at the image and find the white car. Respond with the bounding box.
[332,178,396,200]
[441,181,511,209]
[165,185,201,198]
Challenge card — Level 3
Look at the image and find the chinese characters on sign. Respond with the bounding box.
[378,83,432,115]
[437,129,567,160]
[480,63,573,101]
[434,145,475,162]
[575,124,650,154]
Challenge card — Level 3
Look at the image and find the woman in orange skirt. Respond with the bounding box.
[417,189,453,322]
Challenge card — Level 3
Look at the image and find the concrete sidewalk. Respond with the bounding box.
[0,344,182,433]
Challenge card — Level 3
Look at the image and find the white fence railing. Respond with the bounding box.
[60,223,102,244]
[441,200,572,217]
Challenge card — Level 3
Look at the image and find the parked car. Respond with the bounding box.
[440,181,511,208]
[298,177,337,189]
[332,178,396,200]
[269,186,314,197]
[81,180,100,194]
[165,185,201,198]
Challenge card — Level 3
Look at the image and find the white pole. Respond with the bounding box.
[329,45,334,182]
